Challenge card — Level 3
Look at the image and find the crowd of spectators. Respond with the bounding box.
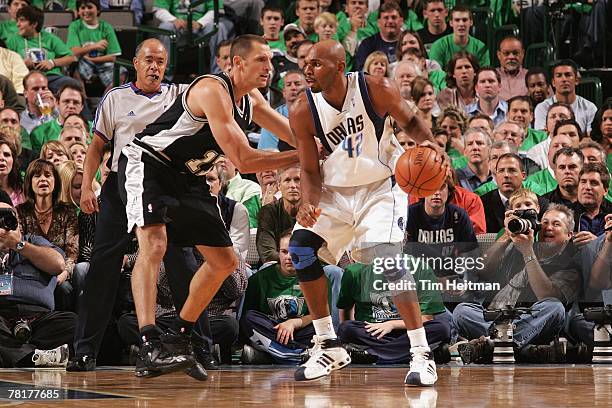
[0,0,610,369]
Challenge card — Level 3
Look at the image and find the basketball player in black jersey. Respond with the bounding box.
[117,35,299,377]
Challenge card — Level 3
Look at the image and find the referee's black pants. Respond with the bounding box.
[73,172,213,358]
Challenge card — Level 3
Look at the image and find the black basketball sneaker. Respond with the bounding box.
[135,332,195,378]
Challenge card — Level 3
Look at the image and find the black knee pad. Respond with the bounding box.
[288,230,325,282]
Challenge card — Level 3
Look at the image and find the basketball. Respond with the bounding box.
[395,146,446,198]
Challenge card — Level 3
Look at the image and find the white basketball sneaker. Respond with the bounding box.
[404,347,437,387]
[32,344,69,368]
[294,336,351,381]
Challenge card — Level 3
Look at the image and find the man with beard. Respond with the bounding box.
[258,70,307,151]
[271,24,305,92]
[496,36,528,101]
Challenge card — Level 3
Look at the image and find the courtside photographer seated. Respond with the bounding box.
[0,195,76,368]
[453,194,581,364]
[566,214,612,351]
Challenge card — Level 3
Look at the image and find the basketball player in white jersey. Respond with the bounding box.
[117,35,300,377]
[288,40,444,386]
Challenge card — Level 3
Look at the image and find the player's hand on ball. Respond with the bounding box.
[418,140,449,168]
[80,186,99,214]
[297,204,321,227]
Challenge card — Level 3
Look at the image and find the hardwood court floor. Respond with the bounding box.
[1,365,611,407]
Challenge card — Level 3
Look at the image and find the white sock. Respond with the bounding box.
[312,316,336,338]
[407,327,430,350]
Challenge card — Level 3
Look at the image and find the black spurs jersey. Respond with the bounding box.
[131,72,253,176]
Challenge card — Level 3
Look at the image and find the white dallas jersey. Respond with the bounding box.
[306,71,403,187]
[93,82,188,172]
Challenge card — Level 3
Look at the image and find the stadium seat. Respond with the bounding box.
[576,76,603,107]
[476,233,498,252]
[44,11,74,27]
[471,7,493,47]
[492,24,519,67]
[246,228,260,268]
[100,10,135,27]
[525,42,555,69]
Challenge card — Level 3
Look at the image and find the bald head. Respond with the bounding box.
[135,38,166,58]
[311,40,346,64]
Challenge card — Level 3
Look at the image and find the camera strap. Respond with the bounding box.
[0,253,13,296]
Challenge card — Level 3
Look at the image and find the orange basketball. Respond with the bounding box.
[395,146,447,198]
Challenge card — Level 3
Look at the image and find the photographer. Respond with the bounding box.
[453,199,580,363]
[0,198,76,368]
[567,214,612,347]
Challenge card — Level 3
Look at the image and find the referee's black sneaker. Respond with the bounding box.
[135,333,194,378]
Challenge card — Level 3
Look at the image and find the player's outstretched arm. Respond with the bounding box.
[289,94,323,222]
[366,75,435,145]
[190,79,299,174]
[250,88,296,147]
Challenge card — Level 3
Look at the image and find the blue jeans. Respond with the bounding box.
[452,298,566,349]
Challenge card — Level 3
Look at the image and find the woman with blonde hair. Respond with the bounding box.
[364,51,390,78]
[40,140,73,167]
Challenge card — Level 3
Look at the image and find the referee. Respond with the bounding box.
[68,39,212,379]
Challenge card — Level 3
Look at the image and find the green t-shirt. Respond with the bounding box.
[154,0,220,21]
[428,69,447,94]
[337,263,445,323]
[66,19,122,58]
[31,0,77,10]
[20,127,31,151]
[5,31,73,77]
[474,180,497,196]
[449,149,468,169]
[523,168,557,195]
[30,119,63,154]
[267,37,286,54]
[520,128,548,151]
[607,153,612,173]
[0,20,17,41]
[429,34,490,71]
[243,195,261,228]
[242,263,331,320]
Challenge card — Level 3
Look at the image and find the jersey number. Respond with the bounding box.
[185,150,219,176]
[342,133,363,158]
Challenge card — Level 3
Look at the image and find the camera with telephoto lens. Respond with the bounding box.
[13,319,32,343]
[0,208,18,231]
[507,209,540,235]
[583,305,612,324]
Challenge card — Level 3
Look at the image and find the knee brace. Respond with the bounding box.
[288,230,325,282]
